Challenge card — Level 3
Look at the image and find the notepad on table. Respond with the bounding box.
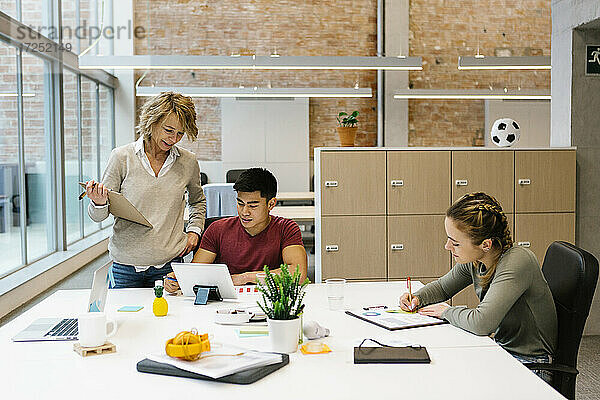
[346,305,448,331]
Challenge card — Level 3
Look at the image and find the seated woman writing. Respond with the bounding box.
[399,192,557,383]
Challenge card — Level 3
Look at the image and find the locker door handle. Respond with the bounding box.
[390,180,404,187]
[517,241,531,248]
[325,245,339,252]
[455,179,468,186]
[518,179,531,185]
[325,181,338,188]
[391,244,404,251]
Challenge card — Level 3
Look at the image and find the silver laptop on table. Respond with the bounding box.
[171,262,238,299]
[12,261,111,342]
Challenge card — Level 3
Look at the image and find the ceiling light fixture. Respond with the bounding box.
[393,89,550,100]
[79,55,422,70]
[458,56,551,70]
[136,86,373,98]
[0,93,36,97]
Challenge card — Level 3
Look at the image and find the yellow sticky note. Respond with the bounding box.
[300,343,332,355]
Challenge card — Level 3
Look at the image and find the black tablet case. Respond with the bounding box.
[354,346,431,364]
[136,354,289,384]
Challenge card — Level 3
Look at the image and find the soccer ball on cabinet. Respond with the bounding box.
[490,118,521,147]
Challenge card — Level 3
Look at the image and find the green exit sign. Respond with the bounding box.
[587,45,600,75]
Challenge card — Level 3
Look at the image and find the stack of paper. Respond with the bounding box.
[147,344,281,379]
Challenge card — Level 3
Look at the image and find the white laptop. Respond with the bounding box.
[171,263,238,300]
[12,261,112,342]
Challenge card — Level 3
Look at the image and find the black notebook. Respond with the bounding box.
[137,354,289,384]
[353,346,431,364]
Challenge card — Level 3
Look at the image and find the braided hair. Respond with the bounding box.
[446,192,513,289]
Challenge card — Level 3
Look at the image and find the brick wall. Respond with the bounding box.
[63,70,79,168]
[408,0,551,146]
[0,1,16,20]
[0,0,552,166]
[133,0,379,160]
[132,0,550,156]
[0,0,98,166]
[0,42,18,163]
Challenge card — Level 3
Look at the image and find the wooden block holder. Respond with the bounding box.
[73,342,116,357]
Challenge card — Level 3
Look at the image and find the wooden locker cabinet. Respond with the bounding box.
[515,151,576,213]
[389,277,439,298]
[387,215,449,279]
[321,216,387,280]
[452,150,514,213]
[514,213,576,265]
[320,151,386,216]
[387,151,451,215]
[315,148,576,285]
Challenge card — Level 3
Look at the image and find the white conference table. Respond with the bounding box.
[1,282,563,399]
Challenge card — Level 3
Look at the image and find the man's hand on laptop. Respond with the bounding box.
[232,272,254,286]
[164,272,180,293]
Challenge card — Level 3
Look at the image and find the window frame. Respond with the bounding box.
[0,5,116,279]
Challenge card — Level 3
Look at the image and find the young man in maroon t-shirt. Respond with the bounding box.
[164,168,307,291]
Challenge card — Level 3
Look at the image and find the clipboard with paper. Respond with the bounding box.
[345,306,447,331]
[79,182,153,228]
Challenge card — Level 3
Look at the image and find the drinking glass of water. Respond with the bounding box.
[325,278,346,311]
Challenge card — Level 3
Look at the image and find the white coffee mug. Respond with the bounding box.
[78,312,117,348]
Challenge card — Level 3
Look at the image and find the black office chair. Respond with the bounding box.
[226,169,246,184]
[524,241,599,399]
[200,172,208,186]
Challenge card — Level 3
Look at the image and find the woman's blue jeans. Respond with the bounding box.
[111,257,182,288]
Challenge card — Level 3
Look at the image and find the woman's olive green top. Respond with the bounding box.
[414,246,557,357]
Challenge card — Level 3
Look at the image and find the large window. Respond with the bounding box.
[0,1,16,21]
[98,83,113,228]
[0,4,116,278]
[22,50,53,262]
[63,69,80,244]
[81,76,99,236]
[0,41,20,277]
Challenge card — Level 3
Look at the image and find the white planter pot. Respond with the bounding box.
[268,317,301,354]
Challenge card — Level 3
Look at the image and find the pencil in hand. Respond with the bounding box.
[407,277,414,312]
[78,181,95,200]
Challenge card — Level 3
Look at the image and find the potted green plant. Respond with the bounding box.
[336,110,359,147]
[256,264,310,353]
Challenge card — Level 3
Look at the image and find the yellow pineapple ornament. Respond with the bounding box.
[153,280,168,317]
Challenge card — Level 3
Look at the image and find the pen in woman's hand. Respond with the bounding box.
[79,181,109,205]
[78,181,96,200]
[407,277,413,311]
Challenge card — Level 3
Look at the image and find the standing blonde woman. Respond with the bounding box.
[399,192,557,382]
[86,92,206,288]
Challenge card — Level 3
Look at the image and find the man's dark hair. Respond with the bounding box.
[233,168,277,201]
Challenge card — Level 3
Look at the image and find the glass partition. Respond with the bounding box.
[63,69,81,244]
[81,76,99,236]
[22,51,53,262]
[0,41,21,276]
